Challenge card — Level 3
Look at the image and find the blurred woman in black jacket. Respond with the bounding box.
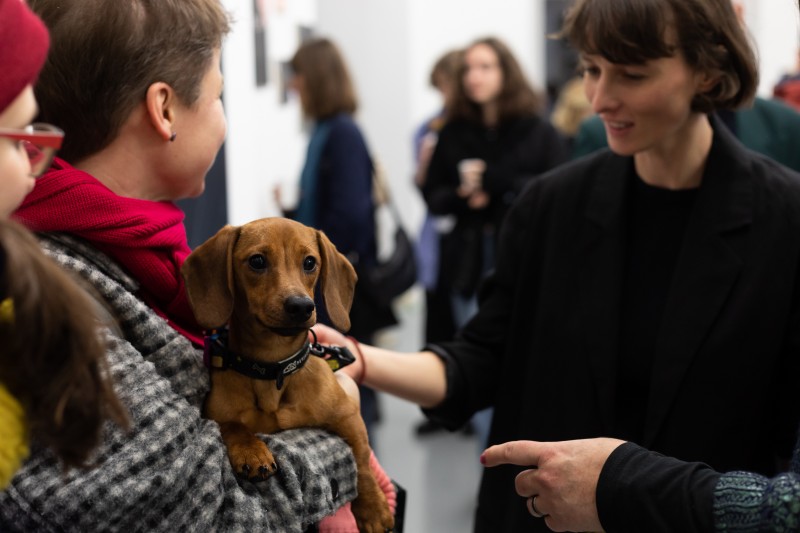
[423,36,567,325]
[422,37,567,447]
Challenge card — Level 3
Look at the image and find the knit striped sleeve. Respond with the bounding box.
[714,470,800,532]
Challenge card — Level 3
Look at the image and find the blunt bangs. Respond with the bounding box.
[563,0,676,64]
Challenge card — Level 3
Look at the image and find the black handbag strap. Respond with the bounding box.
[372,160,405,229]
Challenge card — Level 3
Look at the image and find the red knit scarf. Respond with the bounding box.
[14,158,203,345]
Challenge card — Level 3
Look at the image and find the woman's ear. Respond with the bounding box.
[145,82,177,142]
[695,69,720,95]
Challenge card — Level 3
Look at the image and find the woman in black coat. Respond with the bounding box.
[421,37,567,448]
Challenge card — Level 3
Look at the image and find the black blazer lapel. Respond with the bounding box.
[578,154,632,431]
[644,119,753,445]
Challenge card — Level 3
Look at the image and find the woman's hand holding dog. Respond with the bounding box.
[309,325,365,404]
[310,324,364,381]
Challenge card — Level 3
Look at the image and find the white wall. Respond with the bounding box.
[741,0,800,96]
[221,0,317,225]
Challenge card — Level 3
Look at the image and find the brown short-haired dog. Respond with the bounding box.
[182,217,393,533]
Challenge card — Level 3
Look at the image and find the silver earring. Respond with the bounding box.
[169,132,177,142]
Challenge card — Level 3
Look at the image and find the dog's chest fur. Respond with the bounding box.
[210,354,329,433]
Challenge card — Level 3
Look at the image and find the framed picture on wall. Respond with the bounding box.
[299,24,314,43]
[254,0,268,86]
[280,60,292,105]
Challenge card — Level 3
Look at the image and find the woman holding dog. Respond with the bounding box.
[318,0,800,531]
[0,0,128,490]
[4,1,369,531]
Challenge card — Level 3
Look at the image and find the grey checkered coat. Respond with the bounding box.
[0,234,357,532]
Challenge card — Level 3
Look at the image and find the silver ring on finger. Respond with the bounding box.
[528,495,547,518]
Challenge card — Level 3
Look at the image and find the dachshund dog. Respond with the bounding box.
[0,220,129,472]
[182,217,393,533]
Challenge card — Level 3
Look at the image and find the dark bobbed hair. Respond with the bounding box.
[290,38,358,120]
[0,220,129,468]
[28,0,231,163]
[560,0,758,113]
[450,36,542,124]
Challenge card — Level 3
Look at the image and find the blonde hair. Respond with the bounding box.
[551,77,592,137]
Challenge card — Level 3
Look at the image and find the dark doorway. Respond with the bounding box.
[545,0,579,107]
[177,143,228,249]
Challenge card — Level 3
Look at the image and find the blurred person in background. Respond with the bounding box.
[550,76,592,152]
[411,49,466,437]
[422,36,568,449]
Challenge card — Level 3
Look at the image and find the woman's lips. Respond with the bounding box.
[604,120,633,137]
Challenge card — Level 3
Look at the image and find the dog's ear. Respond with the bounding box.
[316,229,356,332]
[182,225,240,328]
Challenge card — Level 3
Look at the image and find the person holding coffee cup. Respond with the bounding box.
[423,37,567,332]
[457,158,486,198]
[421,36,567,449]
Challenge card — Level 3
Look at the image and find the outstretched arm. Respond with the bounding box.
[484,437,775,533]
[312,323,448,408]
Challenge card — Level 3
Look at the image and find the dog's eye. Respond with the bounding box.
[303,256,317,272]
[248,254,267,271]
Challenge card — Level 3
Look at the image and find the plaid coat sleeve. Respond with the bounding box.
[0,235,357,532]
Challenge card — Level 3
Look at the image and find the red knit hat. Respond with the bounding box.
[0,0,50,114]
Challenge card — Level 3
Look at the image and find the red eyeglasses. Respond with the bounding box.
[0,123,64,178]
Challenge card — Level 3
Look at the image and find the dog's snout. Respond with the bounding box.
[284,296,315,322]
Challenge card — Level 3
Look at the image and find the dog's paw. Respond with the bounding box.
[228,440,279,481]
[351,497,395,533]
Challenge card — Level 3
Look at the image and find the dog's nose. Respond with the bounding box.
[284,296,315,322]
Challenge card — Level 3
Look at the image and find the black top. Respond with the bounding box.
[616,177,698,442]
[423,115,568,229]
[422,115,567,295]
